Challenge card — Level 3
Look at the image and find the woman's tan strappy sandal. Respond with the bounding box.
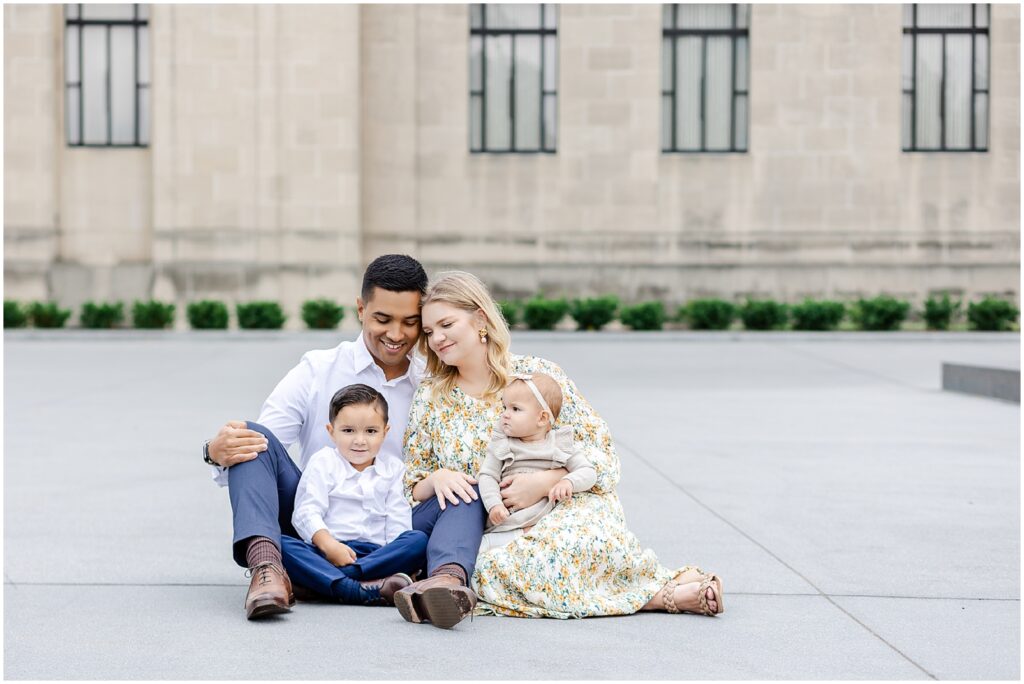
[661,567,724,617]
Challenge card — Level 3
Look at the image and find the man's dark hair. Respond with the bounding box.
[329,383,389,424]
[361,254,428,302]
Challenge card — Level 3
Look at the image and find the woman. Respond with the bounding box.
[397,271,722,626]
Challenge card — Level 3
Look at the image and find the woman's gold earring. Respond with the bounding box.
[479,328,488,344]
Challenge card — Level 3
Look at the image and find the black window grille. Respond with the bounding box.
[469,4,557,153]
[662,4,749,153]
[903,4,989,151]
[64,4,150,147]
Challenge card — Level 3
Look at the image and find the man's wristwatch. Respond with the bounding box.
[203,440,217,466]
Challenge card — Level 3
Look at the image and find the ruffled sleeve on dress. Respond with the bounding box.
[402,382,438,504]
[513,356,621,494]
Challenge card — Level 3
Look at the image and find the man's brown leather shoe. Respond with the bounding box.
[245,563,294,620]
[394,573,477,629]
[359,573,413,606]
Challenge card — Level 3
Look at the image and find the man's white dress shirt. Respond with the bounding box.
[291,447,411,546]
[211,334,424,486]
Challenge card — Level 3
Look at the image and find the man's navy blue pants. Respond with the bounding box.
[227,421,486,581]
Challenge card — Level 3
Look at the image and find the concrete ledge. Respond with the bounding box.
[942,363,1021,403]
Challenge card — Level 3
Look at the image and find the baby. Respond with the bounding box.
[282,383,427,606]
[477,372,596,551]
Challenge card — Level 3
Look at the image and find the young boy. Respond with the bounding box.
[277,384,427,609]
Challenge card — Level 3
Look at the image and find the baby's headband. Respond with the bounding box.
[511,374,554,417]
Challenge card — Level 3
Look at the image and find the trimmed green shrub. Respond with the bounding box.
[522,297,569,330]
[132,300,176,329]
[790,299,846,331]
[301,299,345,329]
[29,301,72,328]
[187,300,229,330]
[498,300,520,328]
[5,300,28,328]
[682,299,737,330]
[79,301,124,329]
[852,296,910,331]
[236,301,286,330]
[967,296,1019,331]
[740,300,789,330]
[569,295,619,331]
[923,294,961,331]
[619,301,666,331]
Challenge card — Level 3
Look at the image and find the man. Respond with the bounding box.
[205,254,428,618]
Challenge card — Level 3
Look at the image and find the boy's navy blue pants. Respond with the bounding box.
[227,421,486,582]
[280,532,428,603]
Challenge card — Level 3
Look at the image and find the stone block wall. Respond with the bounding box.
[384,3,1019,306]
[4,4,1020,324]
[150,4,363,327]
[4,5,60,301]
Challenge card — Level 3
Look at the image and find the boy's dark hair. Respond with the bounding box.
[361,254,428,302]
[329,383,389,424]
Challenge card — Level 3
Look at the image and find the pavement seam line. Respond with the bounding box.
[3,581,1018,603]
[615,437,939,681]
[764,341,1019,406]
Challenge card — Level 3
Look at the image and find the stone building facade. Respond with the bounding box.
[4,4,1020,327]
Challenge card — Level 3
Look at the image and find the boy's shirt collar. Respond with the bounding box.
[333,447,401,480]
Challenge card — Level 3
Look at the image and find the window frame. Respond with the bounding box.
[902,3,990,153]
[662,3,750,154]
[64,3,150,148]
[469,4,558,154]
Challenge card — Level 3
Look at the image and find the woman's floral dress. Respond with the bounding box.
[403,354,679,618]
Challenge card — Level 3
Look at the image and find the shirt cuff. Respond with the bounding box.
[211,464,229,487]
[293,514,328,544]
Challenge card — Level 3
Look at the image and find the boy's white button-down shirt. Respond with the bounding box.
[292,447,411,546]
[210,334,424,486]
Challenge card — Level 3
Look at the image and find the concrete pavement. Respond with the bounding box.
[3,331,1019,679]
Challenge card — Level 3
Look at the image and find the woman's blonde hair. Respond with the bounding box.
[419,271,511,402]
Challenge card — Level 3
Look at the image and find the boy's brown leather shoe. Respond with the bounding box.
[393,574,477,629]
[244,563,294,620]
[360,573,413,606]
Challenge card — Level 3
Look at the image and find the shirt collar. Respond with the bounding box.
[353,333,421,386]
[353,333,377,374]
[334,449,399,480]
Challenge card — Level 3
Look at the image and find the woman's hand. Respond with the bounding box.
[430,468,478,511]
[499,468,568,511]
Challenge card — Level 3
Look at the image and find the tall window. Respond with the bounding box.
[64,4,150,147]
[469,4,557,153]
[662,4,749,153]
[902,4,989,151]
